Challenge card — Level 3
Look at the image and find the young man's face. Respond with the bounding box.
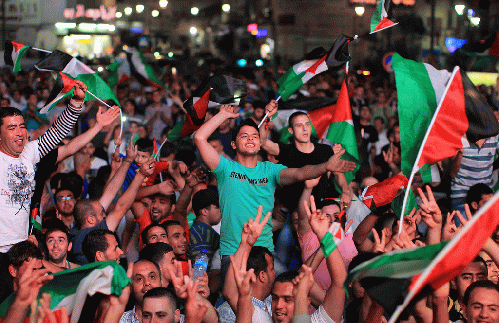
[55,190,76,217]
[453,262,488,302]
[135,151,152,167]
[206,205,221,225]
[0,115,28,158]
[464,287,499,323]
[97,234,123,263]
[149,195,172,223]
[146,226,168,244]
[289,115,312,144]
[82,142,96,156]
[46,230,71,264]
[10,258,43,289]
[322,204,341,226]
[142,296,179,323]
[479,251,499,284]
[132,261,162,304]
[159,251,176,284]
[231,125,260,156]
[271,281,295,323]
[166,225,187,257]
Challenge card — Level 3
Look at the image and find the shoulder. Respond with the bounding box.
[314,143,334,154]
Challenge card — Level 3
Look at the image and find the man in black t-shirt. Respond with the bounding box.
[260,104,353,212]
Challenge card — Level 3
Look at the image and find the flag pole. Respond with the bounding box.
[397,170,416,234]
[397,66,461,234]
[86,90,124,139]
[31,47,52,53]
[258,95,281,128]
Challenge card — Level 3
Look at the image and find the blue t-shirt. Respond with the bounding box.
[213,157,287,255]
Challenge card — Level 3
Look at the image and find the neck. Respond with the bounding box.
[197,216,210,226]
[294,140,314,153]
[50,257,68,268]
[235,154,258,168]
[251,285,268,302]
[61,215,74,228]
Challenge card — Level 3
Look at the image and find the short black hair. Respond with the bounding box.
[316,198,340,211]
[0,107,23,126]
[82,229,119,263]
[466,183,493,209]
[232,118,259,142]
[159,142,176,159]
[141,223,167,245]
[247,246,273,276]
[135,138,154,155]
[162,220,182,237]
[134,259,162,281]
[44,218,70,241]
[74,199,98,229]
[288,111,309,128]
[463,279,499,306]
[274,271,299,284]
[191,189,219,216]
[143,287,178,312]
[8,240,43,267]
[139,242,173,266]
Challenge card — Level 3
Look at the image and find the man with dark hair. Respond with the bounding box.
[139,242,176,287]
[44,219,78,270]
[189,188,221,264]
[82,228,123,263]
[194,104,355,270]
[142,223,168,245]
[145,89,172,140]
[52,184,80,228]
[461,279,499,323]
[142,287,180,323]
[466,183,494,215]
[1,240,44,303]
[120,259,162,323]
[162,220,188,259]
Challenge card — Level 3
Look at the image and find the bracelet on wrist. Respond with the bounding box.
[69,98,84,108]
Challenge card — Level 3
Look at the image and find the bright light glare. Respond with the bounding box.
[455,4,465,15]
[115,12,122,18]
[191,7,199,15]
[190,26,198,35]
[222,4,230,12]
[255,59,264,67]
[152,10,159,17]
[124,7,132,15]
[470,17,480,26]
[136,5,145,13]
[168,52,173,57]
[159,0,168,8]
[354,7,365,16]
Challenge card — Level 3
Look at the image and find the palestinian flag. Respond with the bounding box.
[412,66,499,173]
[167,75,246,141]
[322,222,345,255]
[4,41,30,72]
[325,79,359,184]
[0,261,130,323]
[108,59,131,88]
[40,72,77,113]
[359,174,408,214]
[277,35,352,101]
[35,50,119,107]
[370,0,398,34]
[126,47,163,88]
[391,188,417,218]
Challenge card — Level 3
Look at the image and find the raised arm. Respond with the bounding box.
[106,160,154,231]
[171,167,206,227]
[57,106,120,163]
[37,81,87,158]
[280,149,356,186]
[193,105,239,171]
[258,100,280,156]
[99,137,138,210]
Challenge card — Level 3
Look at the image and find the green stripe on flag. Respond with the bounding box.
[76,74,120,105]
[370,1,384,32]
[326,120,359,186]
[391,188,417,218]
[14,46,30,72]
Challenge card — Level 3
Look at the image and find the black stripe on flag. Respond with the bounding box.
[35,50,73,71]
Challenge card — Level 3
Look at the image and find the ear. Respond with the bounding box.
[200,208,209,217]
[471,201,478,211]
[174,309,181,323]
[231,141,236,150]
[258,270,267,283]
[450,279,456,290]
[68,242,73,252]
[87,215,96,225]
[170,204,175,214]
[95,251,105,262]
[288,127,294,135]
[8,264,17,278]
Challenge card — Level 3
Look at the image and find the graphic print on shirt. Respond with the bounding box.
[1,163,34,210]
[229,171,269,185]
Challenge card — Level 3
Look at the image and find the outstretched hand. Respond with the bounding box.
[326,149,356,173]
[96,105,121,128]
[220,105,240,119]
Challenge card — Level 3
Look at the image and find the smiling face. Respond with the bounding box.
[0,115,28,157]
[271,281,295,323]
[166,225,187,256]
[289,114,312,144]
[46,230,71,264]
[149,195,172,223]
[464,287,499,323]
[231,125,261,156]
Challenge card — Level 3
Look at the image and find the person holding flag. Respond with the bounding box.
[259,100,354,212]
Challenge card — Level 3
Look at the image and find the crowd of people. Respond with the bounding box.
[0,63,499,323]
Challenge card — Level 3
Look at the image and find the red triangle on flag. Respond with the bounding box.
[304,54,327,74]
[308,103,334,139]
[372,17,397,33]
[60,73,76,94]
[330,80,352,123]
[12,41,27,52]
[334,228,343,240]
[488,33,499,57]
[181,88,211,138]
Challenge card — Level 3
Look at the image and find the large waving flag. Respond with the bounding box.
[0,261,130,323]
[126,47,163,88]
[4,41,30,72]
[107,58,131,88]
[277,35,352,101]
[35,50,119,107]
[370,0,398,34]
[167,75,246,141]
[40,72,77,113]
[325,79,359,184]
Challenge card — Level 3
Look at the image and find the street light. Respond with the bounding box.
[470,17,480,26]
[191,7,199,15]
[222,4,230,12]
[354,7,365,16]
[115,12,122,18]
[454,4,465,15]
[159,0,168,8]
[152,10,159,17]
[190,26,198,35]
[136,4,144,13]
[124,7,132,15]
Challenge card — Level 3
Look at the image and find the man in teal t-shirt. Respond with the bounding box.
[193,101,356,257]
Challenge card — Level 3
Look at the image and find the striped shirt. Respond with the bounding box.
[451,135,499,199]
